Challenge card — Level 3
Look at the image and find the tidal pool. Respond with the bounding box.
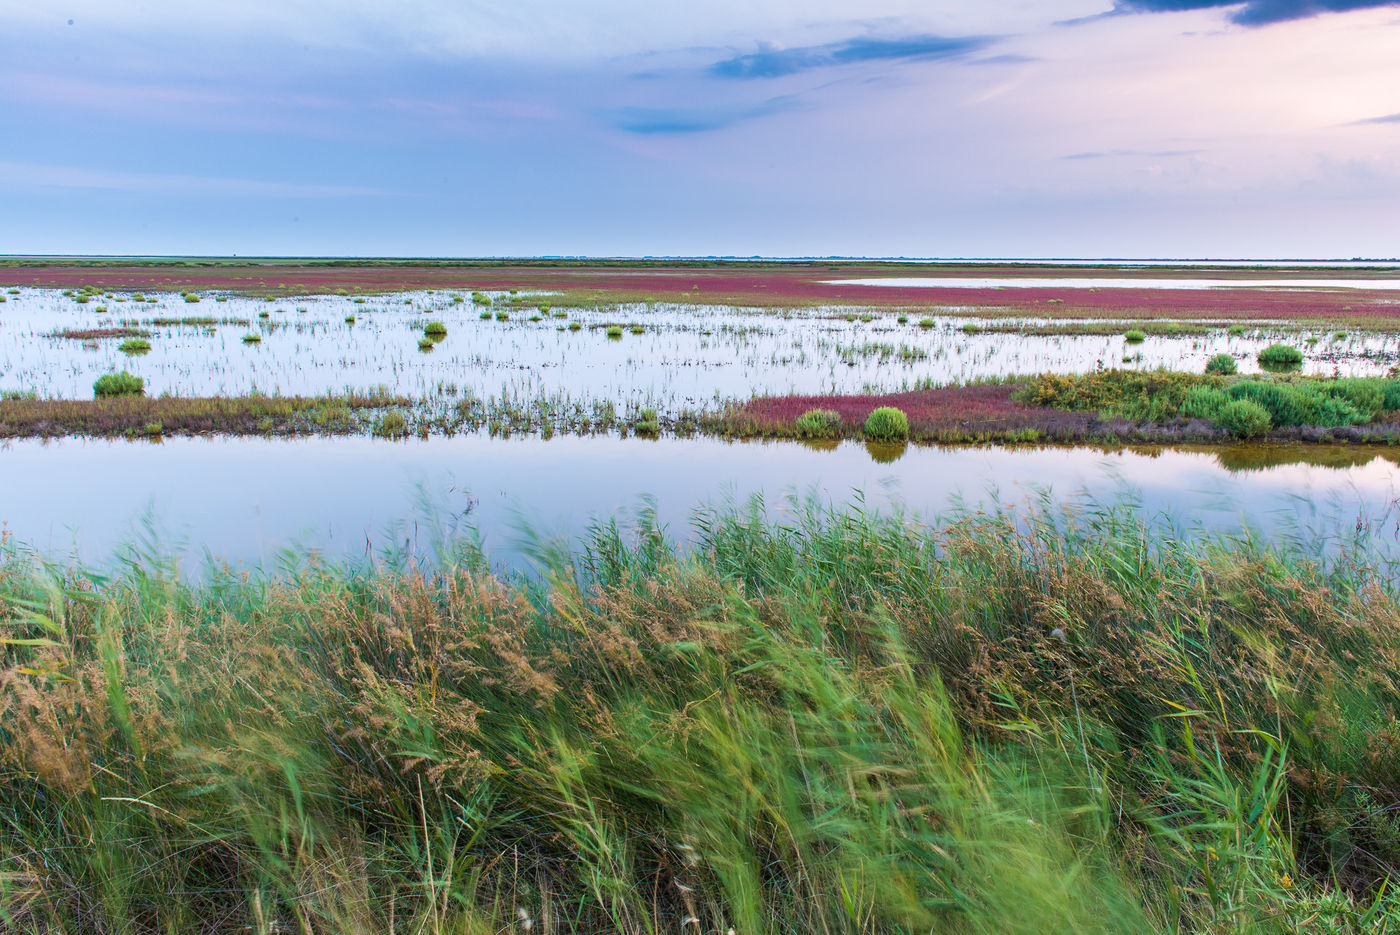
[3,435,1397,571]
[1,288,1396,407]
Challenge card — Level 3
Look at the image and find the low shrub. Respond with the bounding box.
[1124,329,1146,343]
[1217,398,1271,439]
[794,408,844,438]
[371,411,407,437]
[864,406,909,441]
[93,371,144,398]
[182,292,201,304]
[118,338,152,354]
[479,311,492,320]
[918,318,935,329]
[606,325,624,338]
[1258,343,1303,368]
[633,408,659,436]
[424,321,448,336]
[1181,385,1228,421]
[242,333,261,344]
[1204,353,1237,375]
[568,321,583,331]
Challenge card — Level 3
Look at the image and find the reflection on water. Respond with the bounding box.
[2,435,1397,570]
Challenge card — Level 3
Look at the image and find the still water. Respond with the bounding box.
[3,435,1397,571]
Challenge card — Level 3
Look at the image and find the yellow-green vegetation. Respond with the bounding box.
[1124,328,1146,343]
[117,337,152,355]
[606,324,624,337]
[863,405,909,440]
[793,408,844,438]
[424,320,448,336]
[1258,343,1304,368]
[1021,369,1400,436]
[2,502,1400,932]
[1204,352,1237,375]
[91,371,144,398]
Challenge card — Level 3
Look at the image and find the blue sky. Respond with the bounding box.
[2,0,1398,257]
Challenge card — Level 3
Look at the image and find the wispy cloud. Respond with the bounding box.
[1114,0,1400,26]
[709,34,992,80]
[1062,148,1205,159]
[1350,111,1400,124]
[604,97,799,134]
[0,161,390,197]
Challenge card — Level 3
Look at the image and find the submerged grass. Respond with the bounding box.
[2,500,1400,932]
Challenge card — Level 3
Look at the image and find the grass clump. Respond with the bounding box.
[1124,328,1146,343]
[1205,352,1237,375]
[370,410,407,437]
[793,408,844,438]
[896,314,909,324]
[918,317,935,329]
[1217,397,1271,438]
[423,321,448,336]
[241,333,261,344]
[863,405,909,440]
[568,321,583,331]
[118,337,152,354]
[1258,343,1303,368]
[606,324,624,338]
[480,310,492,320]
[92,371,144,398]
[632,407,659,436]
[417,338,434,351]
[494,311,509,321]
[629,324,645,335]
[182,292,201,303]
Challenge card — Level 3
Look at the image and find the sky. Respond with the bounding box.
[2,0,1398,258]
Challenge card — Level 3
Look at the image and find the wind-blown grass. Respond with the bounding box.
[2,500,1399,932]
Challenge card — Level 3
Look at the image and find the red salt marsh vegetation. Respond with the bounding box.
[5,259,1400,323]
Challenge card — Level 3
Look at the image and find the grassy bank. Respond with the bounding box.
[2,501,1399,933]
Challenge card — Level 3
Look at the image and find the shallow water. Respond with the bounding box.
[3,434,1397,571]
[1,288,1395,406]
[830,277,1400,290]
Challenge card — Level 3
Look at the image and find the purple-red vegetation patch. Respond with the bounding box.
[728,383,1095,442]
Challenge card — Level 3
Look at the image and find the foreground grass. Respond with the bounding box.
[3,501,1400,933]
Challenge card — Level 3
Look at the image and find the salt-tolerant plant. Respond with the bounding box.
[864,405,909,440]
[606,325,624,338]
[918,318,935,329]
[118,337,152,354]
[794,408,844,438]
[93,370,144,397]
[242,333,261,344]
[1258,343,1303,368]
[1205,353,1237,375]
[1217,398,1271,439]
[1124,329,1147,343]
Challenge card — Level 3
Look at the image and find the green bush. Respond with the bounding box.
[568,321,582,331]
[1321,378,1383,418]
[118,337,152,354]
[93,371,145,398]
[1124,329,1146,343]
[242,333,261,344]
[630,325,645,335]
[794,409,844,439]
[1258,344,1303,368]
[606,325,624,338]
[1181,386,1228,421]
[424,321,448,336]
[1383,380,1400,411]
[896,315,909,324]
[1217,398,1271,439]
[864,406,909,441]
[182,292,201,304]
[479,310,492,320]
[1204,353,1237,375]
[918,318,935,329]
[1227,381,1312,427]
[494,311,509,321]
[633,408,659,437]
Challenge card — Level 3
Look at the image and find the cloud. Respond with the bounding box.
[1350,111,1400,124]
[709,34,992,80]
[1062,148,1205,159]
[1114,0,1400,25]
[605,97,799,134]
[0,161,390,197]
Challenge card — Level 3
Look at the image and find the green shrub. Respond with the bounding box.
[494,311,509,321]
[1181,386,1228,421]
[896,315,909,324]
[1204,353,1237,375]
[633,408,659,437]
[424,321,448,336]
[93,371,144,398]
[418,338,435,350]
[118,337,152,354]
[1227,324,1245,336]
[918,318,935,329]
[480,311,492,320]
[630,325,645,335]
[1321,378,1383,418]
[1124,329,1146,343]
[1217,398,1271,439]
[961,322,979,334]
[345,315,356,324]
[606,325,624,338]
[568,321,583,331]
[1258,343,1303,368]
[794,409,844,439]
[183,292,201,304]
[258,310,271,319]
[863,406,909,441]
[1311,394,1366,428]
[1227,381,1311,426]
[1383,380,1400,411]
[242,333,261,344]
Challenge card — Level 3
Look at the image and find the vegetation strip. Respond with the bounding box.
[2,502,1398,931]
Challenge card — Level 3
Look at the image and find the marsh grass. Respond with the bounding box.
[2,500,1399,933]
